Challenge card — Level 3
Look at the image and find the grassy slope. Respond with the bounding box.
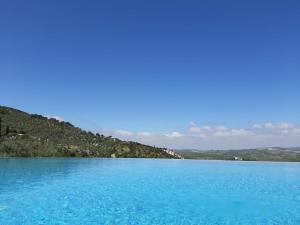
[0,106,174,158]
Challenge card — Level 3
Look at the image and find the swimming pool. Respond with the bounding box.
[0,158,299,224]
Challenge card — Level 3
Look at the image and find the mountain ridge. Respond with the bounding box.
[0,105,177,158]
[175,148,300,162]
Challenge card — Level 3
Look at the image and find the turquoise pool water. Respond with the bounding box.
[0,158,299,225]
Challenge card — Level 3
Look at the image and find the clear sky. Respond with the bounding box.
[1,0,300,149]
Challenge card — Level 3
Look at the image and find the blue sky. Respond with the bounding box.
[1,0,300,148]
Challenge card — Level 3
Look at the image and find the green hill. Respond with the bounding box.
[176,148,300,162]
[0,106,175,158]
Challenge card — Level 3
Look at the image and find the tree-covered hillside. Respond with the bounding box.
[0,106,175,158]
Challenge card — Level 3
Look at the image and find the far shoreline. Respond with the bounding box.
[1,156,300,163]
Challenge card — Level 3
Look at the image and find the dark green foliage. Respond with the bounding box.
[5,125,10,135]
[0,106,175,158]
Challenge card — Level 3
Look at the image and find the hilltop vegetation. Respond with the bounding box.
[176,148,300,162]
[0,106,175,158]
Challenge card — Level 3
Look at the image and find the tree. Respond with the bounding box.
[0,118,2,138]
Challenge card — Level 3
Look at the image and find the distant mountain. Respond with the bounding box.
[175,148,300,162]
[0,106,177,158]
[286,147,300,152]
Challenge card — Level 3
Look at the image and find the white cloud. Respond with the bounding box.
[215,126,228,131]
[189,126,202,133]
[188,123,211,136]
[264,122,274,129]
[251,122,296,130]
[94,121,300,150]
[46,115,64,121]
[278,123,295,129]
[164,131,183,138]
[281,130,289,134]
[213,131,231,137]
[213,129,252,137]
[252,124,262,129]
[198,134,208,138]
[116,130,133,136]
[202,126,212,131]
[231,129,252,136]
[189,121,197,126]
[137,132,153,137]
